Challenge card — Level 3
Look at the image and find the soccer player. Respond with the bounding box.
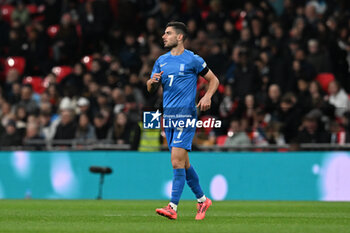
[147,22,219,220]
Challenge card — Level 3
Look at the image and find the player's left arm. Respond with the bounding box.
[197,69,219,111]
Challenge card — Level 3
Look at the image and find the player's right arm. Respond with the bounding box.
[147,59,164,93]
[147,71,163,93]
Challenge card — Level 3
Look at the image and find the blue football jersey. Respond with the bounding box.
[151,49,207,117]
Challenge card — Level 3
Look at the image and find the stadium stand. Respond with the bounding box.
[0,0,350,151]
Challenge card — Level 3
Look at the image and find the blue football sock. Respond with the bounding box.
[186,165,204,199]
[170,168,186,205]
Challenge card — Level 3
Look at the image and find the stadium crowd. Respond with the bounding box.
[1,0,350,150]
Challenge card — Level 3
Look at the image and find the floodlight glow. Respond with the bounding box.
[321,152,350,201]
[8,58,14,67]
[52,67,61,75]
[210,174,228,201]
[50,154,78,197]
[12,151,31,178]
[163,180,172,199]
[83,56,90,63]
[312,164,320,175]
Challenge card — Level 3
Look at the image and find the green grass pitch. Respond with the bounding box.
[0,200,349,233]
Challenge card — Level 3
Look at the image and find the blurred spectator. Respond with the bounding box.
[222,19,238,53]
[235,94,258,128]
[180,0,202,25]
[327,80,350,117]
[79,1,105,54]
[23,122,44,150]
[39,112,54,140]
[5,74,22,104]
[111,88,126,115]
[53,109,77,140]
[232,48,260,99]
[306,39,331,73]
[297,115,330,143]
[90,59,106,84]
[265,122,285,145]
[11,1,30,26]
[224,118,251,147]
[8,28,27,56]
[107,23,124,54]
[264,84,281,121]
[108,112,140,150]
[0,101,13,128]
[219,85,236,128]
[308,80,325,110]
[296,78,312,115]
[17,84,38,115]
[329,121,346,144]
[60,62,86,96]
[76,97,92,120]
[75,113,95,140]
[46,84,61,112]
[276,93,302,143]
[96,92,111,114]
[52,13,79,64]
[26,27,49,74]
[224,46,240,84]
[14,104,27,135]
[155,0,180,28]
[292,49,317,82]
[124,90,141,123]
[206,43,226,77]
[0,120,22,147]
[1,0,350,149]
[207,0,228,29]
[119,32,142,72]
[93,112,109,139]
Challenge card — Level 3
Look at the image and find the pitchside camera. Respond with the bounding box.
[89,166,113,200]
[89,166,112,174]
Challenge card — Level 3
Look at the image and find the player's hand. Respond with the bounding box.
[197,96,211,111]
[147,71,163,93]
[150,71,163,84]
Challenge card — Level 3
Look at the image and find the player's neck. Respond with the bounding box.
[170,45,185,56]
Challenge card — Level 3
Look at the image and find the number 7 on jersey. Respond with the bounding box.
[168,75,174,87]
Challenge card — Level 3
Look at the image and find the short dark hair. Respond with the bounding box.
[166,21,188,41]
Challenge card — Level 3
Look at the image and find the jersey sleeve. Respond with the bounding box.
[193,54,209,76]
[150,59,160,78]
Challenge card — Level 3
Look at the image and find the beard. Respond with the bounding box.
[164,40,178,49]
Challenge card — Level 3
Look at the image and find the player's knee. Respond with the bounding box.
[171,159,185,169]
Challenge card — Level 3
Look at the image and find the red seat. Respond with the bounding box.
[216,135,227,146]
[47,25,60,38]
[81,55,93,71]
[26,4,38,14]
[201,11,209,20]
[76,23,82,38]
[52,66,72,83]
[23,76,45,94]
[5,57,26,75]
[1,5,15,23]
[315,73,335,92]
[217,84,225,94]
[199,115,214,136]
